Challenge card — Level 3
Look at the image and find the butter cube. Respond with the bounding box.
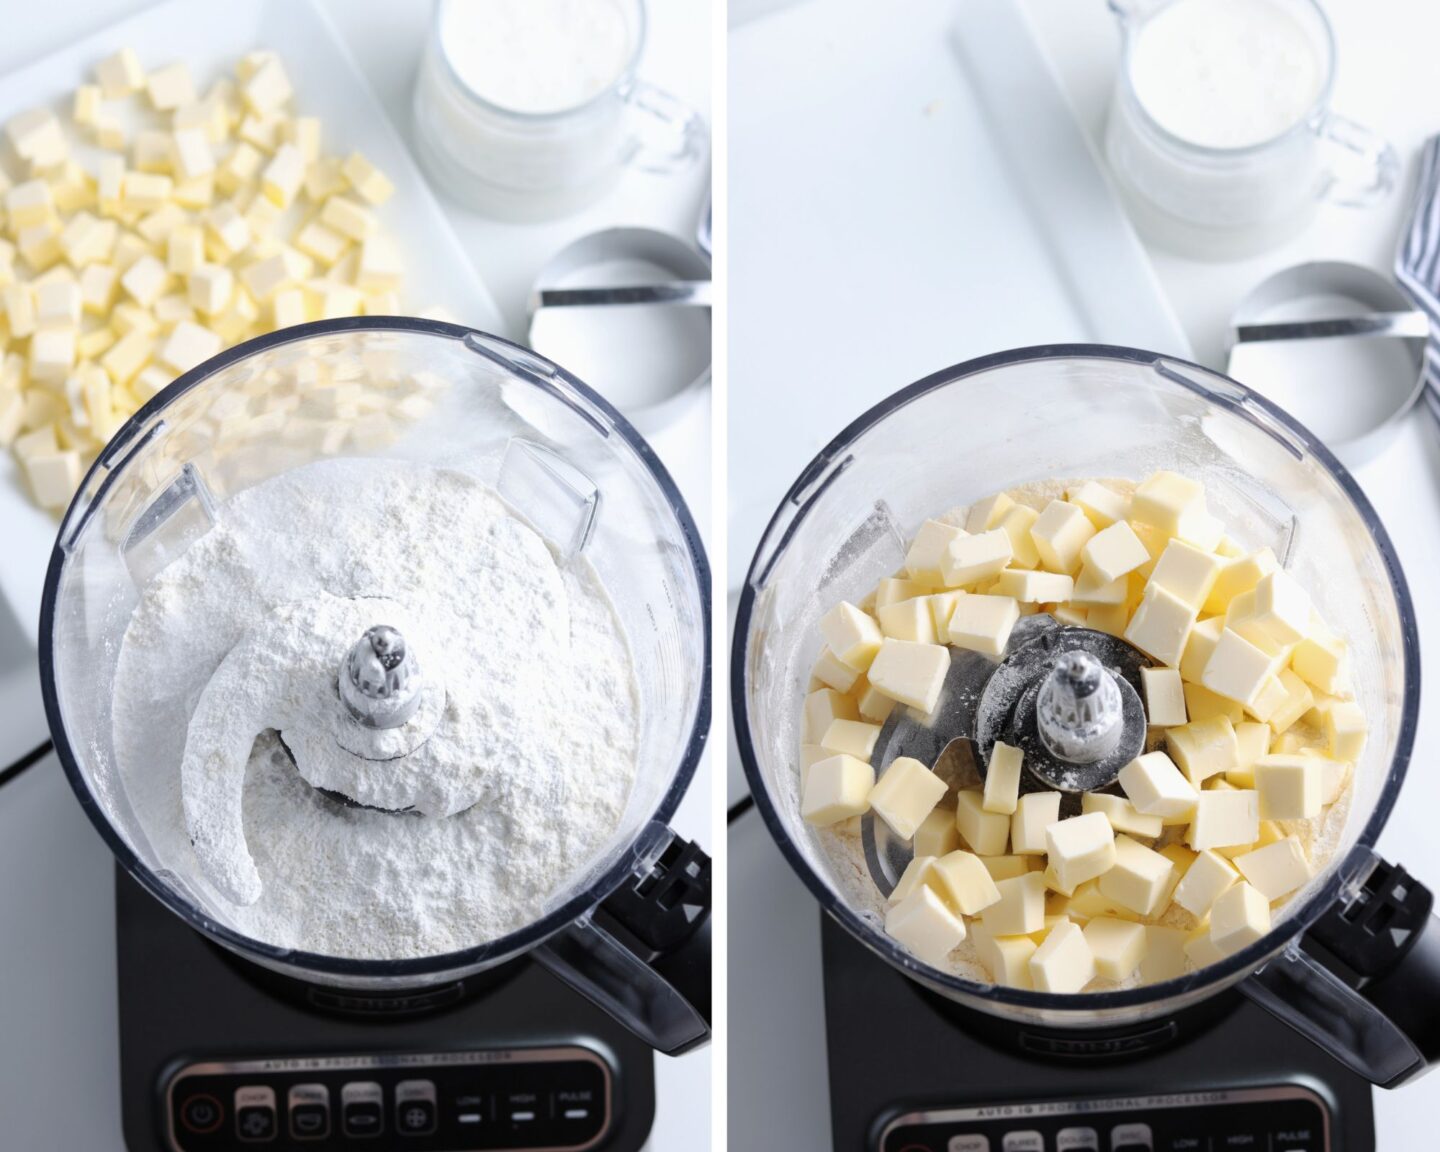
[260,143,304,207]
[1130,470,1205,537]
[1315,755,1351,805]
[931,849,1002,915]
[1030,499,1095,574]
[1011,790,1061,855]
[0,391,23,447]
[941,528,1012,586]
[1179,615,1224,684]
[1186,789,1259,851]
[887,855,939,905]
[1201,627,1284,708]
[982,855,1036,881]
[1103,836,1177,918]
[4,284,36,337]
[73,84,102,127]
[95,48,145,98]
[1081,792,1162,839]
[1030,919,1096,993]
[120,254,171,307]
[819,601,883,671]
[870,756,948,839]
[1053,604,1089,627]
[1119,751,1198,818]
[284,116,321,163]
[981,871,1047,935]
[1166,716,1239,785]
[339,151,394,205]
[1292,622,1347,695]
[7,179,54,229]
[218,141,263,194]
[6,108,66,167]
[1068,481,1129,528]
[23,448,82,508]
[1209,881,1271,956]
[147,62,195,111]
[1081,520,1149,584]
[965,491,1014,533]
[295,220,347,266]
[1072,565,1128,607]
[242,56,293,114]
[853,679,894,725]
[971,922,1037,989]
[801,754,874,826]
[1266,668,1314,735]
[1141,666,1187,728]
[995,503,1041,569]
[905,519,966,583]
[321,195,376,241]
[132,365,174,402]
[1125,584,1197,668]
[1150,539,1224,609]
[1226,721,1271,787]
[188,263,233,316]
[885,884,966,965]
[1253,755,1322,820]
[35,280,81,328]
[1185,926,1226,968]
[819,718,881,761]
[1084,917,1146,981]
[1141,925,1190,984]
[947,593,1020,657]
[100,329,153,387]
[94,109,126,150]
[914,807,962,857]
[13,424,57,460]
[983,741,1024,815]
[1171,848,1239,917]
[18,224,62,272]
[877,597,937,644]
[272,287,307,329]
[1062,881,1137,924]
[1234,836,1310,901]
[1325,700,1366,762]
[811,648,861,693]
[1183,681,1243,724]
[29,325,76,383]
[1232,570,1312,651]
[955,790,1010,856]
[1204,548,1278,616]
[875,575,934,606]
[867,639,950,713]
[1046,812,1116,891]
[803,687,858,742]
[204,203,251,261]
[921,591,962,636]
[171,128,214,181]
[990,568,1073,604]
[1160,841,1198,876]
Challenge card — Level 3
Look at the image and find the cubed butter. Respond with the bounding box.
[867,639,950,713]
[971,922,1037,989]
[1081,792,1162,839]
[1046,812,1117,892]
[905,518,966,583]
[885,884,967,965]
[1071,565,1128,607]
[965,492,1015,533]
[1183,681,1243,724]
[801,754,875,826]
[1267,668,1314,735]
[95,48,145,98]
[1011,790,1062,855]
[1125,583,1198,668]
[1080,520,1149,585]
[23,448,81,507]
[1068,481,1129,528]
[1231,569,1312,651]
[1098,834,1175,917]
[983,740,1023,815]
[1141,925,1190,984]
[955,789,1010,856]
[1325,700,1367,762]
[341,152,395,205]
[1201,628,1283,707]
[996,503,1041,570]
[1204,548,1278,616]
[869,756,948,839]
[1234,836,1310,901]
[1129,470,1205,537]
[819,718,881,761]
[1083,916,1147,981]
[1253,755,1323,820]
[803,688,858,742]
[1141,666,1187,728]
[1292,622,1347,695]
[990,568,1073,604]
[156,320,221,374]
[1186,789,1260,851]
[1209,881,1271,956]
[820,601,883,671]
[931,849,1002,915]
[1029,919,1096,993]
[1166,716,1239,786]
[1119,751,1199,818]
[981,870,1047,936]
[1171,848,1239,918]
[877,597,937,644]
[941,528,1013,587]
[914,807,962,857]
[1030,499,1095,574]
[947,593,1020,657]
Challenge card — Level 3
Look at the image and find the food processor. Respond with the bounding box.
[40,318,711,1152]
[732,345,1439,1151]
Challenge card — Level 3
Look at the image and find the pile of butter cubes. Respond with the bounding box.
[0,46,404,511]
[799,470,1366,992]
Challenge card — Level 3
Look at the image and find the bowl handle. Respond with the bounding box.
[534,823,712,1056]
[1240,853,1440,1087]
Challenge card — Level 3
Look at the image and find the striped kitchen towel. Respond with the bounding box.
[1395,134,1440,427]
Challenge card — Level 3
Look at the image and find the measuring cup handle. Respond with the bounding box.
[1240,854,1440,1087]
[533,824,711,1056]
[1315,112,1399,208]
[621,79,707,175]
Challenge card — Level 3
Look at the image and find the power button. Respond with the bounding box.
[179,1093,224,1134]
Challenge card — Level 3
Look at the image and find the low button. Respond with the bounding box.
[179,1093,223,1134]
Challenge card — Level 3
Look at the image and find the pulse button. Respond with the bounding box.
[395,1080,438,1136]
[288,1084,330,1141]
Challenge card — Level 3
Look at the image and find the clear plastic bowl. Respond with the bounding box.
[733,346,1418,1037]
[41,319,710,1002]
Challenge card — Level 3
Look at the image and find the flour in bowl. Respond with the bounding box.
[110,457,640,960]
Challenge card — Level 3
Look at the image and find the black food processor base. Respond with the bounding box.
[820,915,1375,1152]
[116,868,656,1152]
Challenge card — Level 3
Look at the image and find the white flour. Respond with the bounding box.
[111,459,639,960]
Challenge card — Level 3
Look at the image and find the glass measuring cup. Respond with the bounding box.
[412,0,706,221]
[40,319,711,1054]
[1104,0,1397,257]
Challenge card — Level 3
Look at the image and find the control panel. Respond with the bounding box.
[164,1047,611,1151]
[878,1086,1330,1151]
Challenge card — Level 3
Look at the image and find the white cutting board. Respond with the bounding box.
[0,0,504,647]
[727,0,1189,589]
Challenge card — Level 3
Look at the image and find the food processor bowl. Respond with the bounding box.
[40,318,711,1054]
[733,345,1438,1084]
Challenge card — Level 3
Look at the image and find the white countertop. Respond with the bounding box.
[729,0,1440,1148]
[0,1,712,1148]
